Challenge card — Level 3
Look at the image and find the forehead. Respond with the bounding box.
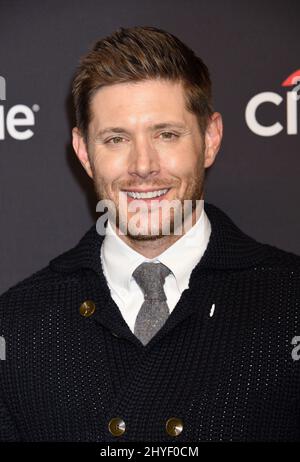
[89,79,191,127]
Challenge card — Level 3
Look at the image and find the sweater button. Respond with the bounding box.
[165,417,183,436]
[108,417,126,436]
[79,300,96,317]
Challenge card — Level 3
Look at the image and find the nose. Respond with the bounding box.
[128,136,160,179]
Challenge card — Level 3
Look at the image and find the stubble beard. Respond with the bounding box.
[92,158,205,242]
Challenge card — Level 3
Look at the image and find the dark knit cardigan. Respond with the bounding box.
[0,202,300,442]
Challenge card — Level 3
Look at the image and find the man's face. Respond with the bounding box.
[73,79,222,240]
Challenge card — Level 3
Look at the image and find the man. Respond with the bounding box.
[0,26,299,442]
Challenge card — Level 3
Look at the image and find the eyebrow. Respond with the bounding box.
[94,122,187,139]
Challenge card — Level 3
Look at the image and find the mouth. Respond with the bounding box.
[121,188,172,203]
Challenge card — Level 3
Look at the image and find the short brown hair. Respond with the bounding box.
[72,26,213,145]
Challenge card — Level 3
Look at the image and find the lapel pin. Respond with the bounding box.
[209,303,216,317]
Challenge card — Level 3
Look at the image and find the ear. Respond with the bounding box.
[203,112,223,169]
[72,127,93,179]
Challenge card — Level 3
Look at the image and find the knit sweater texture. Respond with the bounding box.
[0,202,300,442]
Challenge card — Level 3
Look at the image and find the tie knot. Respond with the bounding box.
[132,262,171,301]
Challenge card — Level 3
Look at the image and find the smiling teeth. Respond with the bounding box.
[125,189,169,199]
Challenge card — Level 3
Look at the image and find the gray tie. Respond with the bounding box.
[132,262,171,346]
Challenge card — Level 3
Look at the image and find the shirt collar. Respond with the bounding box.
[101,205,211,297]
[158,209,211,292]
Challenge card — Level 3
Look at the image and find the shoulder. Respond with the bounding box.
[247,241,300,305]
[0,261,82,298]
[0,260,85,326]
[258,240,300,277]
[0,224,100,325]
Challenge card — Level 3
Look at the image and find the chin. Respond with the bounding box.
[127,233,165,241]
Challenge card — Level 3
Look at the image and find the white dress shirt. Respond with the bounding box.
[100,205,211,334]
